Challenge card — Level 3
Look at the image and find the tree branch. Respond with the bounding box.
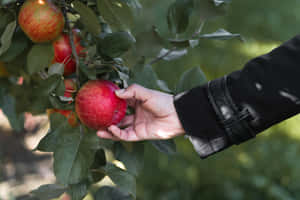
[62,2,80,88]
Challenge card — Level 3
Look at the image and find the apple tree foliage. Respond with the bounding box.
[0,0,241,199]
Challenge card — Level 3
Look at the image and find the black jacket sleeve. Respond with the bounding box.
[174,34,300,158]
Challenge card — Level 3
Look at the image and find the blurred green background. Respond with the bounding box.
[136,0,300,200]
[2,0,300,199]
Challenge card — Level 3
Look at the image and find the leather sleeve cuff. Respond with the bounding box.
[207,76,256,144]
[173,81,231,158]
[174,76,256,158]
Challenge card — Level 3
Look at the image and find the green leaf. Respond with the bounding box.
[0,0,17,6]
[98,31,135,58]
[104,163,136,197]
[128,58,160,90]
[48,95,74,110]
[193,0,227,19]
[135,27,166,57]
[129,60,170,92]
[72,0,102,36]
[0,9,14,32]
[176,67,207,94]
[121,0,142,10]
[157,48,188,61]
[167,0,194,34]
[90,149,106,182]
[98,138,115,149]
[0,20,16,56]
[213,0,231,6]
[198,29,244,41]
[30,184,67,200]
[26,75,63,113]
[13,196,39,200]
[11,75,61,117]
[54,125,101,184]
[0,29,30,62]
[150,140,177,155]
[114,142,144,176]
[68,181,89,200]
[157,79,172,93]
[91,149,107,169]
[48,63,64,76]
[2,49,27,75]
[35,75,62,96]
[169,39,199,48]
[79,63,97,81]
[55,79,66,97]
[27,44,54,74]
[91,170,106,183]
[36,113,68,152]
[117,70,129,88]
[96,0,136,30]
[0,88,24,131]
[94,186,133,200]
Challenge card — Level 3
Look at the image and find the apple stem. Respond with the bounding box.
[62,3,81,89]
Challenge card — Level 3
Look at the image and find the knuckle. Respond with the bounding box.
[130,84,142,90]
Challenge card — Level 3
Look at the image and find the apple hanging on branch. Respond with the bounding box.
[52,31,86,76]
[18,0,65,43]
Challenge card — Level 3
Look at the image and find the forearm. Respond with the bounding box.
[174,35,300,158]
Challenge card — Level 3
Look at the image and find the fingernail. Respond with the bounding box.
[115,89,125,96]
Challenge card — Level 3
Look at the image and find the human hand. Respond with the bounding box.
[97,84,185,141]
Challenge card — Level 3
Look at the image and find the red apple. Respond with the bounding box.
[75,80,127,130]
[47,79,78,127]
[52,33,85,76]
[18,0,65,43]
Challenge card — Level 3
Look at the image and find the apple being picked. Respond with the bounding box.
[52,32,85,76]
[75,80,127,130]
[18,0,65,43]
[47,79,78,127]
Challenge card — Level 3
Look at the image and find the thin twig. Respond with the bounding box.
[149,47,177,65]
[192,20,206,38]
[62,1,81,88]
[62,1,83,133]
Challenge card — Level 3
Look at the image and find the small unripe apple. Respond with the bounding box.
[18,0,65,43]
[63,79,77,98]
[52,33,85,76]
[75,80,127,130]
[47,109,78,127]
[47,79,78,127]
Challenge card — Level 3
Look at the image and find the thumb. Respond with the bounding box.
[115,84,152,102]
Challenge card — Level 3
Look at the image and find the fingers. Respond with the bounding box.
[115,84,152,103]
[126,99,137,107]
[97,130,120,141]
[119,115,134,127]
[107,125,139,141]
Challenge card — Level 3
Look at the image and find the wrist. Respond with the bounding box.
[171,94,186,136]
